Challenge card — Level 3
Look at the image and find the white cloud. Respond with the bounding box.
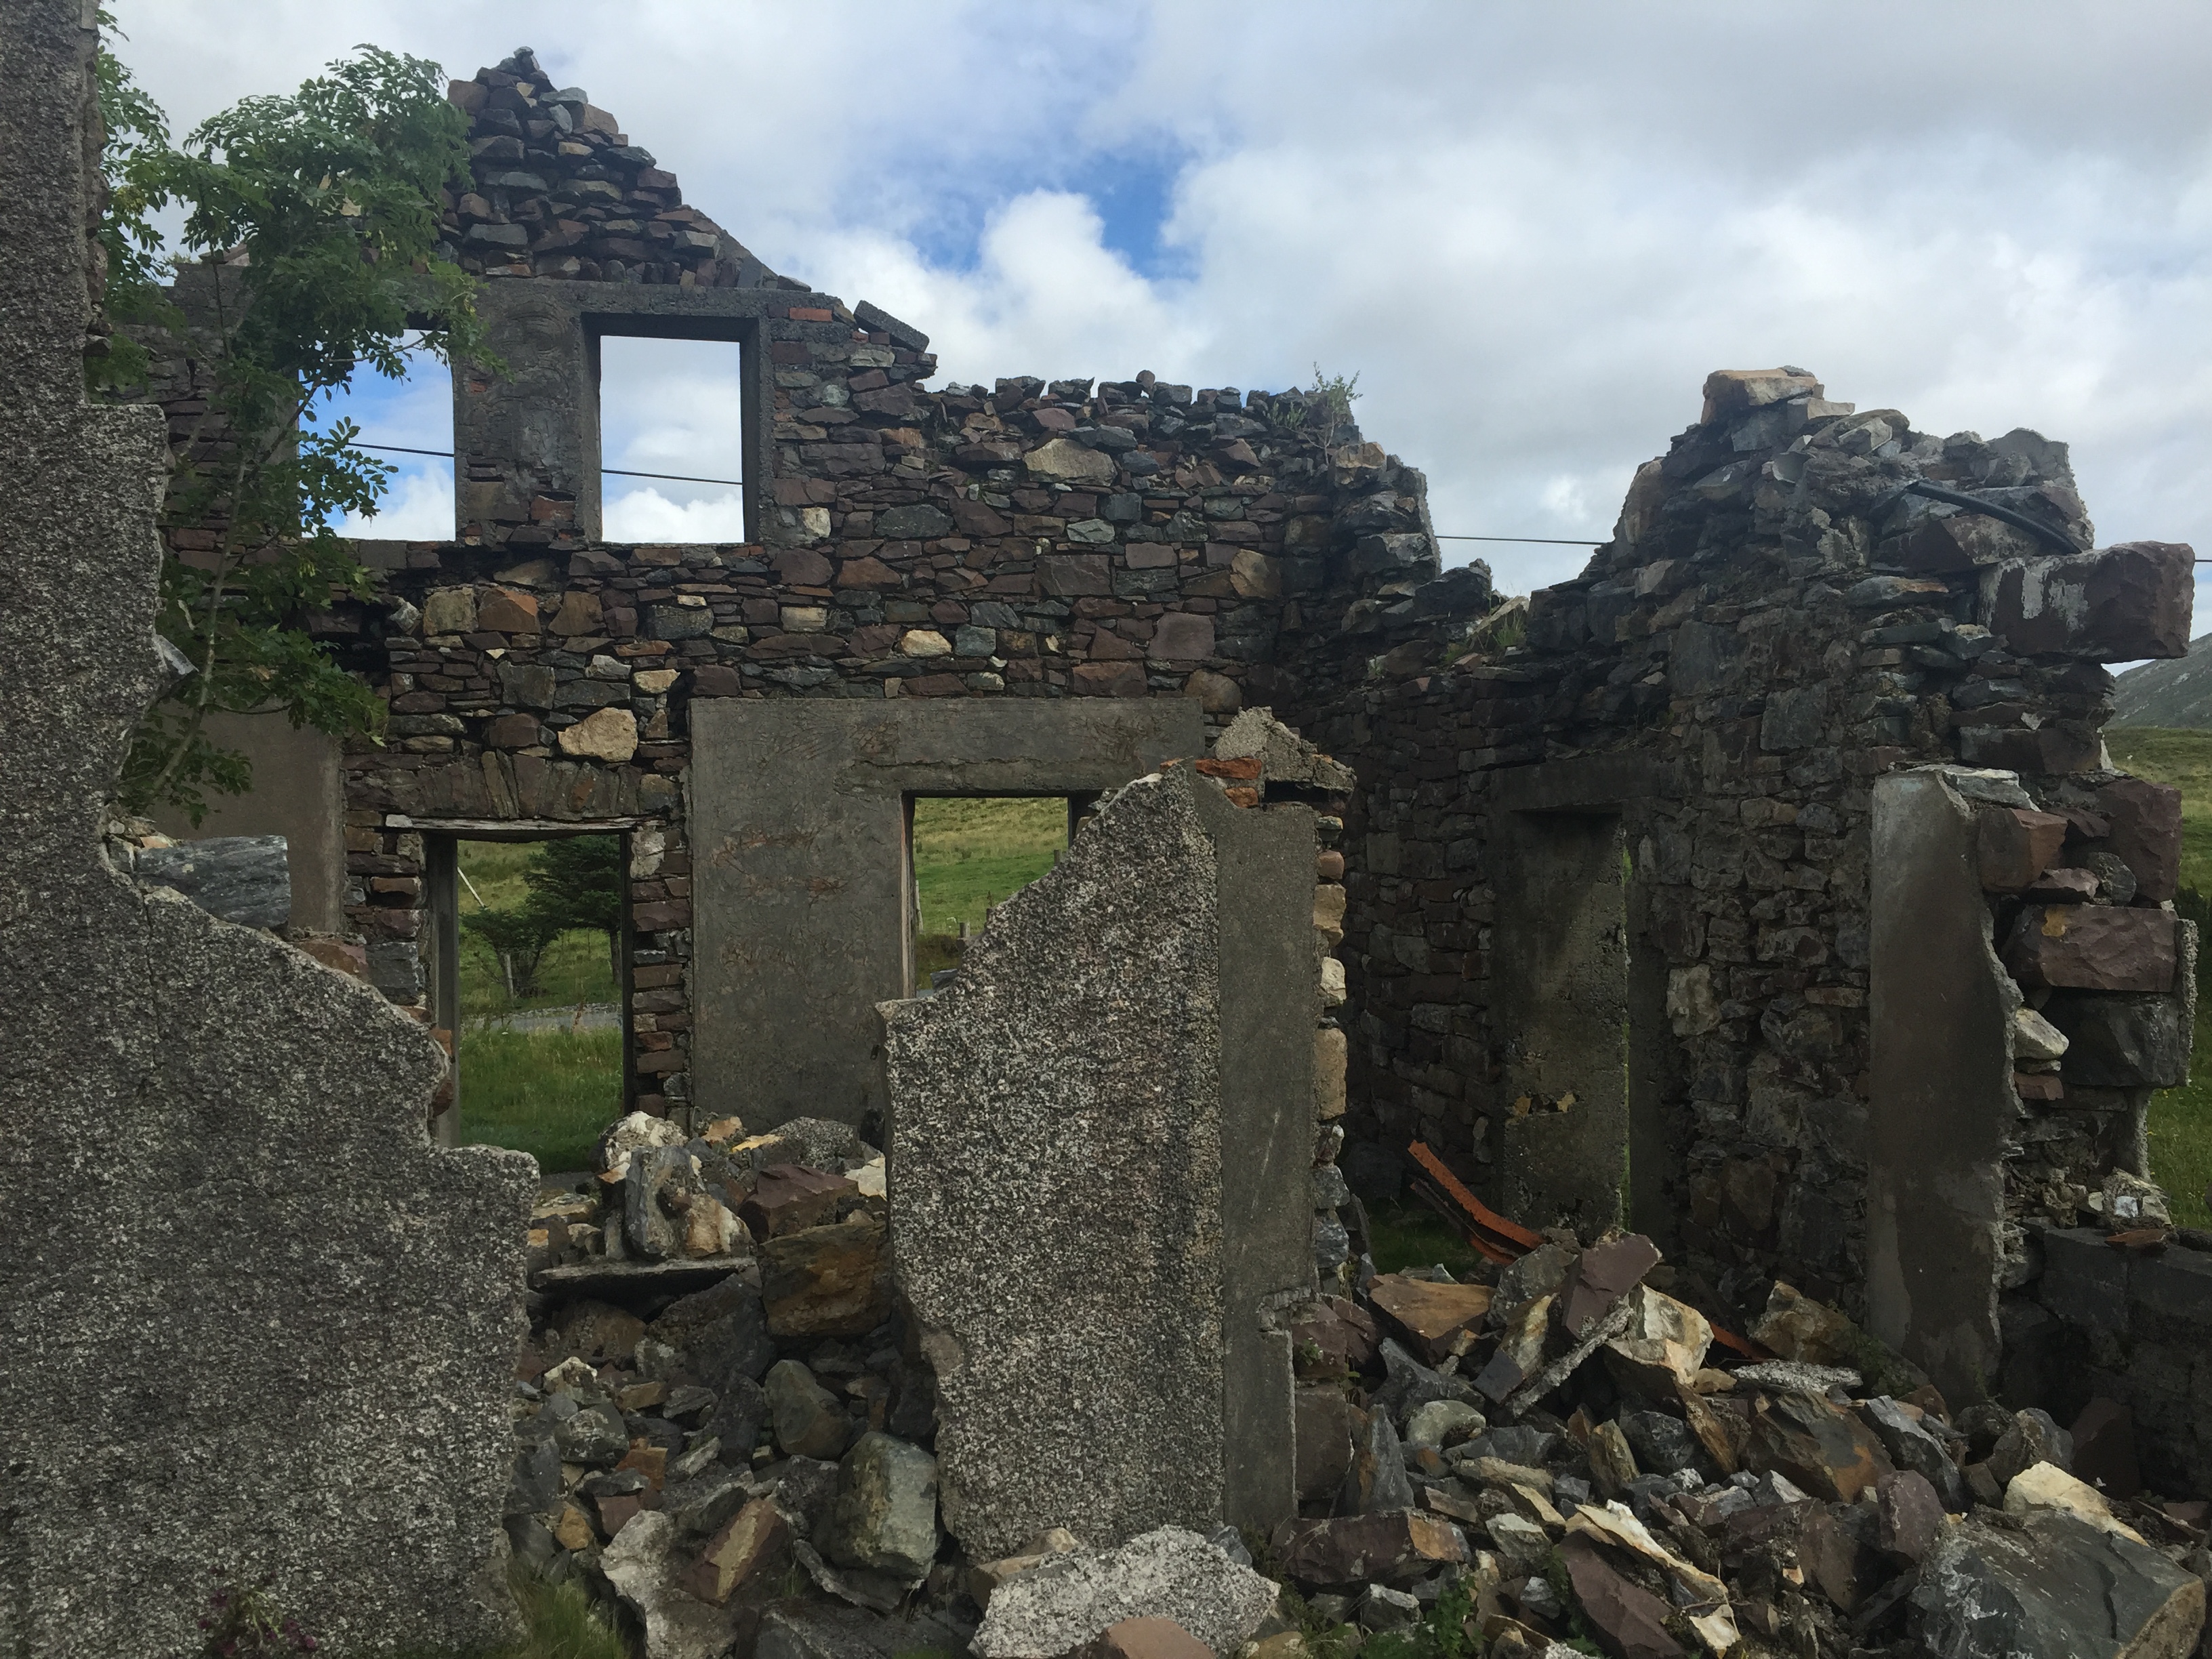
[605,488,747,545]
[110,1,2212,604]
[335,466,453,541]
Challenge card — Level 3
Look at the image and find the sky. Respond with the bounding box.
[108,1,2212,605]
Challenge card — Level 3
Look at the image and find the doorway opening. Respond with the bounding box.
[905,796,1081,994]
[427,831,631,1176]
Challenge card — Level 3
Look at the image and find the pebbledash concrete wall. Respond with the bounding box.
[143,49,2201,1420]
[0,9,531,1656]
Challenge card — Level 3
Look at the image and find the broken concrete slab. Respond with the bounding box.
[970,1527,1280,1659]
[886,763,1313,1557]
[0,13,531,1654]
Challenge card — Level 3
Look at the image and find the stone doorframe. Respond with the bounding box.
[689,699,1206,1130]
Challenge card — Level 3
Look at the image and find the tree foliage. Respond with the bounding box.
[92,21,491,822]
[465,838,626,1001]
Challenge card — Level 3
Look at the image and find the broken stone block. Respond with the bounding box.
[2097,777,2184,902]
[1366,1273,1494,1364]
[748,1115,874,1173]
[1746,1390,1893,1502]
[739,1164,857,1240]
[1404,1399,1485,1450]
[1475,1295,1555,1404]
[1987,1408,2074,1487]
[1291,1296,1378,1377]
[1700,367,1823,422]
[134,834,293,928]
[1858,1398,1968,1513]
[1357,1585,1422,1633]
[554,1403,630,1467]
[971,1528,1281,1658]
[1910,1510,2204,1659]
[2004,1462,2139,1540]
[766,1360,851,1460]
[1336,1408,1416,1515]
[1562,1235,1662,1336]
[1213,707,1357,793]
[1976,807,2070,892]
[1988,542,2195,661]
[2044,991,2190,1088]
[2003,905,2177,993]
[649,1274,776,1384]
[1798,1502,1881,1612]
[760,1212,890,1337]
[1559,1536,1685,1659]
[601,1511,754,1659]
[1374,1336,1479,1425]
[1749,1281,1859,1366]
[1877,1469,1945,1565]
[825,1433,939,1582]
[2014,1006,2071,1064]
[681,1496,791,1605]
[1587,1420,1640,1497]
[1270,1511,1469,1589]
[1601,1285,1713,1397]
[1616,1410,1701,1477]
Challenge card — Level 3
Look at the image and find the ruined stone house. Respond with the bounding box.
[142,47,2211,1494]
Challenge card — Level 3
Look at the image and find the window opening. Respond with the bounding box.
[596,334,747,543]
[449,833,628,1176]
[907,796,1073,994]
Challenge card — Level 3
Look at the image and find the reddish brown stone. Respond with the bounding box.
[1290,1294,1379,1377]
[1561,1234,1660,1336]
[2003,905,2177,993]
[681,1497,791,1605]
[596,1494,642,1537]
[1073,662,1146,697]
[1799,1504,1879,1611]
[1877,1469,1945,1565]
[474,586,539,632]
[951,498,1011,536]
[1270,1511,1467,1589]
[1042,554,1112,596]
[486,712,541,749]
[1195,755,1263,781]
[2014,1073,2065,1101]
[1150,613,1216,661]
[772,548,832,585]
[2022,867,2101,901]
[1294,1385,1356,1502]
[738,1164,857,1240]
[1560,1536,1685,1659]
[1316,851,1345,880]
[2096,777,2183,903]
[835,555,901,588]
[690,665,742,697]
[1745,1389,1893,1501]
[1976,807,2070,892]
[1366,1273,1494,1364]
[1990,541,2194,661]
[760,1212,890,1337]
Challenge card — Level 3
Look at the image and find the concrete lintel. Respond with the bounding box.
[385,815,647,836]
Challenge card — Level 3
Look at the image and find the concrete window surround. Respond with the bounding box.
[453,283,780,545]
[690,699,1206,1130]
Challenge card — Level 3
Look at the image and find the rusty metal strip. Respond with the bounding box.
[1408,1141,1545,1252]
[1408,1177,1519,1265]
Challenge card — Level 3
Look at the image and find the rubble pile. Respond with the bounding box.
[508,1125,2212,1659]
[1269,1218,2210,1659]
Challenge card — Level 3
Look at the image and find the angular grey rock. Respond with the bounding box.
[600,1511,752,1659]
[1337,1407,1416,1515]
[132,834,291,928]
[649,1273,777,1383]
[771,1455,843,1539]
[1859,1397,1969,1513]
[1618,1409,1703,1476]
[971,1527,1282,1659]
[2043,991,2191,1088]
[0,19,531,1654]
[1359,1583,1422,1631]
[1988,1408,2074,1488]
[887,764,1314,1556]
[626,1143,705,1258]
[1373,1337,1479,1426]
[1910,1509,2204,1659]
[825,1432,940,1581]
[766,1359,851,1460]
[556,1403,630,1466]
[703,1373,769,1467]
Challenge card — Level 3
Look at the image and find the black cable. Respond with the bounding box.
[352,441,746,490]
[1873,478,2085,556]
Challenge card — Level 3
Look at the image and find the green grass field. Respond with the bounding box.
[455,840,623,1172]
[2103,726,2212,1224]
[911,797,1066,983]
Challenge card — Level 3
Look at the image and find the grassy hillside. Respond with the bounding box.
[2102,727,2212,1223]
[911,796,1067,980]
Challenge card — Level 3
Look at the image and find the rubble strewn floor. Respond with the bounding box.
[511,1118,2211,1658]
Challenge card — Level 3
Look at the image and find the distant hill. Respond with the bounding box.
[2115,634,2212,729]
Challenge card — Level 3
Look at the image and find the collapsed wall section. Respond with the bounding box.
[1300,368,2194,1347]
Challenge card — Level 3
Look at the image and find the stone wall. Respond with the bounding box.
[0,8,530,1654]
[1296,367,2195,1372]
